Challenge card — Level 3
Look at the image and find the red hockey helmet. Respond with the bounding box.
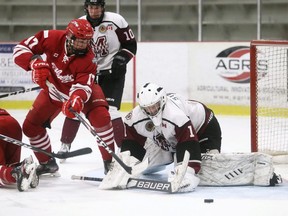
[66,19,94,56]
[66,19,93,40]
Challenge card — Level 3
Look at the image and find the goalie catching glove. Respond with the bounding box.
[30,58,51,90]
[62,94,84,119]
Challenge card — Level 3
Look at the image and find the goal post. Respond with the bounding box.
[250,40,288,156]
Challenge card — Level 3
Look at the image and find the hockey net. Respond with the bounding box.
[250,40,288,161]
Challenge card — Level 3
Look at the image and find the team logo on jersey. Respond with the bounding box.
[99,25,107,33]
[145,121,155,132]
[51,63,74,83]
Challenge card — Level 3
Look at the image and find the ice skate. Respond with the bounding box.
[57,143,71,163]
[36,157,59,176]
[11,155,39,192]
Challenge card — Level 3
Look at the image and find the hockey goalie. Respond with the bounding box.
[99,83,282,192]
[100,139,282,192]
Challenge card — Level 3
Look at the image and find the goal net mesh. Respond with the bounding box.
[250,41,288,156]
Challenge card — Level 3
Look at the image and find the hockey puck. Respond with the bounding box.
[204,199,214,203]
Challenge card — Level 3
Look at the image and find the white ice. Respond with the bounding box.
[1,110,288,216]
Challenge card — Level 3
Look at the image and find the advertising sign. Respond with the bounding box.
[0,43,39,101]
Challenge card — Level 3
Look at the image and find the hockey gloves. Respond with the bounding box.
[168,150,200,193]
[168,166,200,193]
[30,59,50,90]
[111,51,129,79]
[62,95,84,119]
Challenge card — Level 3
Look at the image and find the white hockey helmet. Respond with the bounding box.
[137,83,167,126]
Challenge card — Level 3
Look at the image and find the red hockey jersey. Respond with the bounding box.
[13,30,97,102]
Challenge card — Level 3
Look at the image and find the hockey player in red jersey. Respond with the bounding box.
[13,19,116,175]
[58,0,137,170]
[0,108,39,191]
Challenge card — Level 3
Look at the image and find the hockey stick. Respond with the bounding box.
[71,175,172,193]
[0,86,41,98]
[46,81,135,174]
[0,133,92,159]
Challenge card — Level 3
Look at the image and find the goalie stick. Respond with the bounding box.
[71,175,172,193]
[0,133,92,159]
[0,86,41,98]
[46,81,137,174]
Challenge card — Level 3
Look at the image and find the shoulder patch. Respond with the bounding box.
[145,121,155,132]
[99,25,107,33]
[125,111,133,120]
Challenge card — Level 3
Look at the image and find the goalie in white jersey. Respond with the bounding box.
[100,83,282,192]
[100,82,221,192]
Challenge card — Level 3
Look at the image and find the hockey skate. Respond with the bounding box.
[57,143,71,163]
[36,157,59,176]
[11,155,39,192]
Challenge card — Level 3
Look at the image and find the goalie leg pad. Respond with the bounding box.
[253,153,275,186]
[198,153,279,186]
[198,153,255,186]
[176,167,200,193]
[99,151,148,189]
[99,151,133,189]
[168,151,199,193]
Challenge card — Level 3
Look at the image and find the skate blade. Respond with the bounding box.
[39,171,61,178]
[60,158,67,164]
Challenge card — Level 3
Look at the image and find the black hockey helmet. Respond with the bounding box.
[84,0,105,27]
[84,0,105,7]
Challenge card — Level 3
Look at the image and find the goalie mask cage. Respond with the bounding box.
[250,40,288,156]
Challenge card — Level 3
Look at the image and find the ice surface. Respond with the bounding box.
[1,110,288,216]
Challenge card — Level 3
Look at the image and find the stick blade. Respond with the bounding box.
[52,147,92,159]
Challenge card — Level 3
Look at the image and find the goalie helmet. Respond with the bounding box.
[66,19,94,56]
[84,0,105,27]
[137,83,167,126]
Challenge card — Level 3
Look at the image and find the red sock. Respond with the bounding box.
[60,118,81,144]
[0,166,15,184]
[88,106,115,161]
